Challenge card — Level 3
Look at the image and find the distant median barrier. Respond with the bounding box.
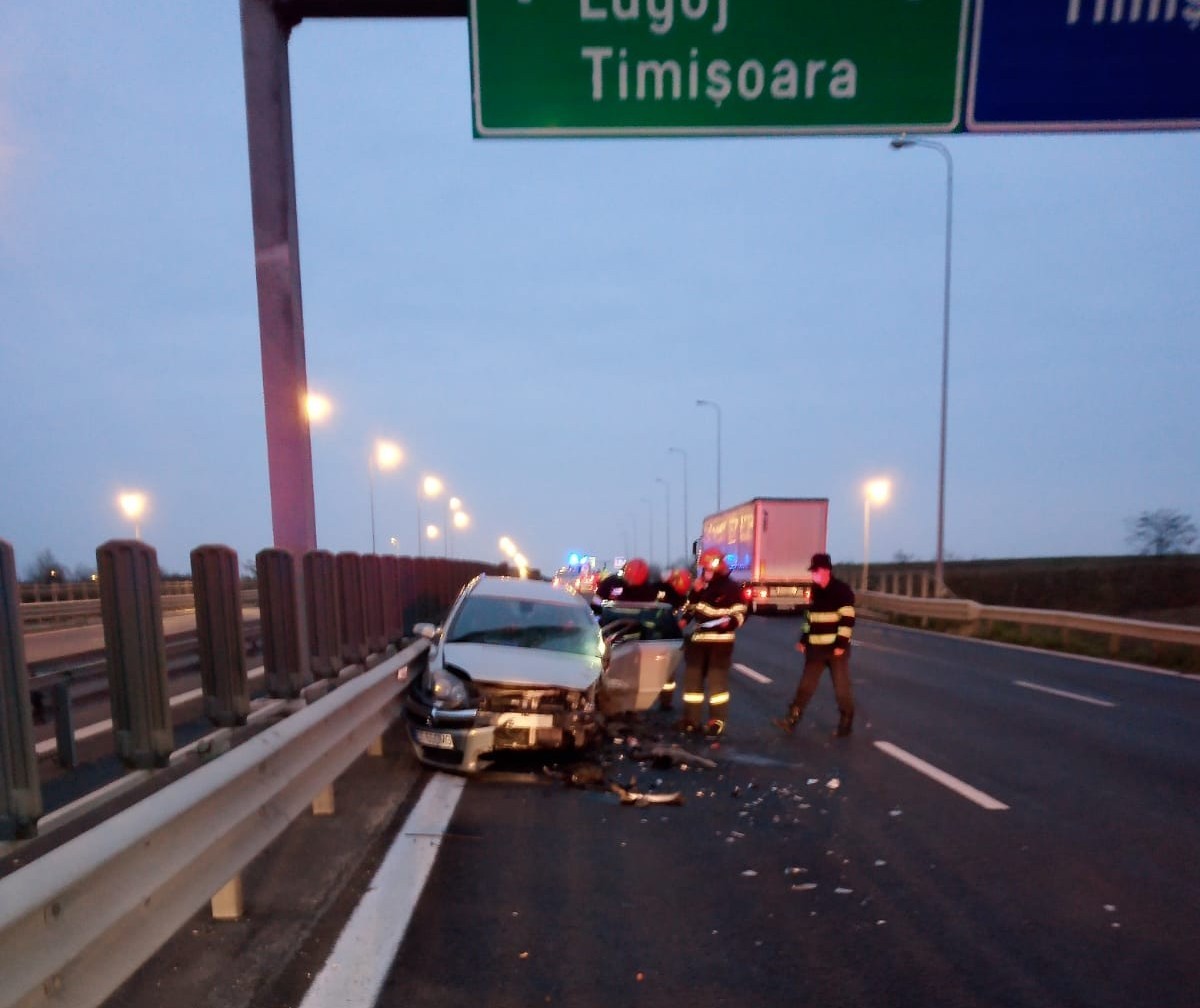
[861,590,1200,674]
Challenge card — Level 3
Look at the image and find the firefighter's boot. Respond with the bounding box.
[772,707,801,734]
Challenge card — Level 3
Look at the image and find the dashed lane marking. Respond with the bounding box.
[732,662,772,684]
[874,740,1009,811]
[1014,679,1117,707]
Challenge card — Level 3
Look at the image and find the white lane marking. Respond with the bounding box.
[299,773,467,1008]
[732,662,772,684]
[874,740,1009,811]
[1014,679,1116,708]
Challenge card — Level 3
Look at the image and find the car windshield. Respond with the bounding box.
[596,602,683,642]
[445,595,601,656]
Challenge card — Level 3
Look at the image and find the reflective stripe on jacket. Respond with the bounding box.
[799,576,856,654]
[686,573,748,644]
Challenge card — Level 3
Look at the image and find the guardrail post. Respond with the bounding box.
[362,554,386,656]
[256,548,312,698]
[53,681,77,769]
[303,550,341,678]
[1,540,42,840]
[191,545,250,726]
[97,539,174,768]
[335,552,367,667]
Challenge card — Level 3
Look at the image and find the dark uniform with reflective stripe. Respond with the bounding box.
[596,574,664,602]
[679,572,747,734]
[785,575,857,733]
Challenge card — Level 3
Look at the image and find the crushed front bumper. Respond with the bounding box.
[403,695,599,773]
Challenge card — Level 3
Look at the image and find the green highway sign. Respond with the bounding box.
[469,0,970,137]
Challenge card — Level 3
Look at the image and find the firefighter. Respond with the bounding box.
[658,567,693,608]
[773,552,857,737]
[595,557,661,602]
[654,567,693,710]
[677,547,747,737]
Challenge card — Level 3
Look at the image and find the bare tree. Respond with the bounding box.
[22,549,66,583]
[1126,509,1197,556]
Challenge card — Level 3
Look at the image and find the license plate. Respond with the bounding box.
[415,728,455,750]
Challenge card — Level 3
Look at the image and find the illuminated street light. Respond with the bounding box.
[418,475,444,557]
[367,439,404,554]
[446,496,462,558]
[451,510,471,558]
[117,491,148,540]
[304,391,332,424]
[862,478,892,593]
[889,133,953,593]
[499,536,517,558]
[695,399,722,510]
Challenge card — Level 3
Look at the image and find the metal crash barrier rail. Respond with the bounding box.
[861,590,1200,658]
[0,637,428,1008]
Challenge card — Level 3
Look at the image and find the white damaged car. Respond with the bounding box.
[403,575,608,773]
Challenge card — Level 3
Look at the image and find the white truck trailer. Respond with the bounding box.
[698,497,829,615]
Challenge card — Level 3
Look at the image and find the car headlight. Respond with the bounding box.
[428,668,471,710]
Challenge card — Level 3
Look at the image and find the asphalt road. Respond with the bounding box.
[105,617,1200,1008]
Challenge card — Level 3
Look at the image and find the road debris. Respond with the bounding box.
[609,781,684,806]
[629,743,718,771]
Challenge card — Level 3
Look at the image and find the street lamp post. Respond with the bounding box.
[451,506,470,557]
[446,496,461,558]
[641,496,654,564]
[862,478,892,592]
[656,477,671,569]
[367,440,403,554]
[418,475,443,557]
[890,134,953,593]
[695,399,722,511]
[668,446,688,561]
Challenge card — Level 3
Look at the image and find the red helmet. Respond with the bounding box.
[623,557,650,586]
[668,568,692,595]
[698,548,730,575]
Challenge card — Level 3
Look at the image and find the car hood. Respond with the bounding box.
[440,642,603,691]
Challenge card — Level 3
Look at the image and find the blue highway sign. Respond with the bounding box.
[968,0,1200,131]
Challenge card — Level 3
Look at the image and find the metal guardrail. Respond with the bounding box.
[0,639,428,1008]
[26,621,264,770]
[861,590,1200,656]
[19,590,260,630]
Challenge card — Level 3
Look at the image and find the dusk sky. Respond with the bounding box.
[2,5,1198,579]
